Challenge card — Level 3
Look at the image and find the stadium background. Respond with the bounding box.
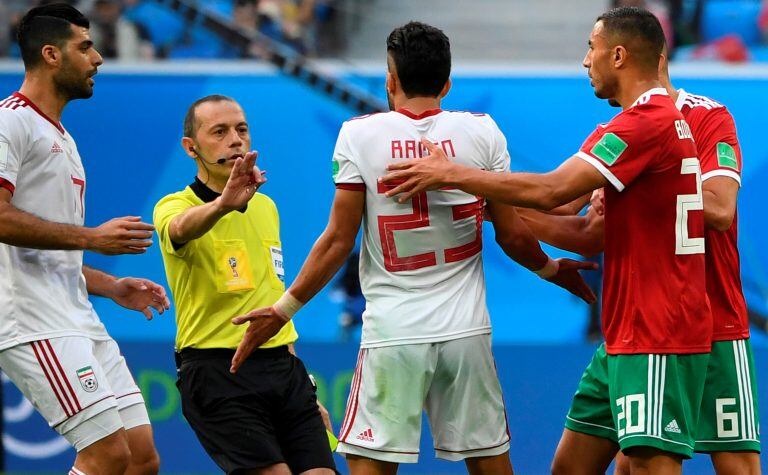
[2,0,768,473]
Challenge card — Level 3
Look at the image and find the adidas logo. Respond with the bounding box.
[51,142,63,154]
[664,419,681,434]
[356,428,374,442]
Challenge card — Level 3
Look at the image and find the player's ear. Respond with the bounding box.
[386,71,396,96]
[40,44,61,67]
[438,78,452,100]
[613,45,627,69]
[181,137,197,159]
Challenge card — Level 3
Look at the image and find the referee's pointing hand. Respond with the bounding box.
[230,306,286,373]
[218,151,266,212]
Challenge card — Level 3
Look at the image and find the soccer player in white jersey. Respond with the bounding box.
[228,22,596,474]
[0,4,169,474]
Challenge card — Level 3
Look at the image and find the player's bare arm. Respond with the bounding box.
[487,201,597,303]
[169,151,265,244]
[382,139,608,209]
[702,176,739,231]
[230,188,365,373]
[83,265,170,320]
[0,188,154,254]
[517,206,605,257]
[545,193,591,216]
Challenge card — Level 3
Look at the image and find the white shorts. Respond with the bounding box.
[337,334,510,463]
[0,336,150,451]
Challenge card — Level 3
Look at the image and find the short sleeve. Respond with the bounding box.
[695,109,742,186]
[332,123,365,191]
[575,109,658,192]
[153,193,195,257]
[487,117,511,173]
[0,112,27,195]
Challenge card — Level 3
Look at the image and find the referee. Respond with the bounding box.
[154,95,337,475]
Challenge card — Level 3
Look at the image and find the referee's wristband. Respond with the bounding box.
[273,291,303,321]
[533,257,559,279]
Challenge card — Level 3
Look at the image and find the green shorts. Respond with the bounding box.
[565,344,709,458]
[695,338,761,453]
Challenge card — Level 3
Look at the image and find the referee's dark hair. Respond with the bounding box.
[183,95,237,139]
[17,3,90,70]
[387,21,451,98]
[596,7,666,69]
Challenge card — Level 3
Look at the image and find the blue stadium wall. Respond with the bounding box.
[0,66,766,473]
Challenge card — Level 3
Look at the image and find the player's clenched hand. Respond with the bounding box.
[218,151,267,212]
[230,306,286,373]
[111,277,171,320]
[88,216,154,255]
[381,138,458,202]
[590,188,605,216]
[546,258,599,304]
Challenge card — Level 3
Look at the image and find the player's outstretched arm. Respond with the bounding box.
[0,188,154,254]
[169,152,266,245]
[702,176,739,231]
[487,200,597,304]
[229,189,365,373]
[83,266,170,320]
[517,206,605,258]
[382,140,608,210]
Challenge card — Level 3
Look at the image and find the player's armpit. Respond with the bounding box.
[517,206,604,258]
[702,175,739,232]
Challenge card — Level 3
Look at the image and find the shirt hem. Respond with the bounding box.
[605,344,712,355]
[0,331,112,351]
[360,327,491,349]
[701,169,741,186]
[712,330,751,342]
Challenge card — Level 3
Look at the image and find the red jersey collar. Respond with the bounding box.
[13,92,65,134]
[395,108,443,120]
[629,87,669,109]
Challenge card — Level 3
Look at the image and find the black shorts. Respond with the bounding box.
[176,346,337,474]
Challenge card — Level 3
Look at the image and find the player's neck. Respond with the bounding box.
[18,75,68,123]
[395,96,441,115]
[617,78,663,110]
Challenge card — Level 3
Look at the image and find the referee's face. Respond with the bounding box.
[193,100,251,182]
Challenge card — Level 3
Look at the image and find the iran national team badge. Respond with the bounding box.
[76,366,98,393]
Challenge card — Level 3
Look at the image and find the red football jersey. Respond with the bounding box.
[676,89,749,341]
[577,88,711,354]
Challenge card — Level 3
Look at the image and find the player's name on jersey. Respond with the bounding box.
[391,139,456,159]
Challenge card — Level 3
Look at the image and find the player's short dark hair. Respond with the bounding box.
[17,3,90,70]
[183,95,237,138]
[386,21,451,98]
[596,6,665,69]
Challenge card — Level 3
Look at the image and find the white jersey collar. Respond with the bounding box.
[674,88,688,111]
[629,87,669,108]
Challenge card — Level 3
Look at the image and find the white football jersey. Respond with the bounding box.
[0,92,109,350]
[333,108,510,348]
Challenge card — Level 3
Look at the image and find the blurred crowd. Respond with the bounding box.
[0,0,344,60]
[615,0,768,62]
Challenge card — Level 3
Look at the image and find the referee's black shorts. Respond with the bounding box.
[176,346,337,474]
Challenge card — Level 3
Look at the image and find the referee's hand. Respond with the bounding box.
[230,306,286,373]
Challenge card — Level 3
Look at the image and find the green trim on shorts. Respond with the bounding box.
[695,338,761,453]
[566,344,709,459]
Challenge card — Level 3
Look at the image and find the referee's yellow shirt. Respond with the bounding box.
[154,180,298,350]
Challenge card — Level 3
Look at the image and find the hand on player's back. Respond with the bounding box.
[218,151,266,212]
[381,138,458,202]
[546,258,599,304]
[229,306,286,373]
[88,216,154,255]
[590,188,605,216]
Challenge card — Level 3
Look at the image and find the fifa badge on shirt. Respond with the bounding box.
[716,142,739,170]
[270,246,285,282]
[228,256,239,278]
[591,133,627,166]
[76,366,98,392]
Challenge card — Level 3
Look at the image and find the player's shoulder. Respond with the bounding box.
[251,192,278,211]
[0,94,34,131]
[677,89,725,113]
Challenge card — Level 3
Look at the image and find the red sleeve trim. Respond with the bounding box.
[336,183,366,191]
[0,177,15,195]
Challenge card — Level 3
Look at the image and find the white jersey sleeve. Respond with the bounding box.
[0,108,29,192]
[333,122,364,187]
[337,109,509,348]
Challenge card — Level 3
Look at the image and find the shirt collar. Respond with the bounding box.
[674,88,688,111]
[629,87,669,108]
